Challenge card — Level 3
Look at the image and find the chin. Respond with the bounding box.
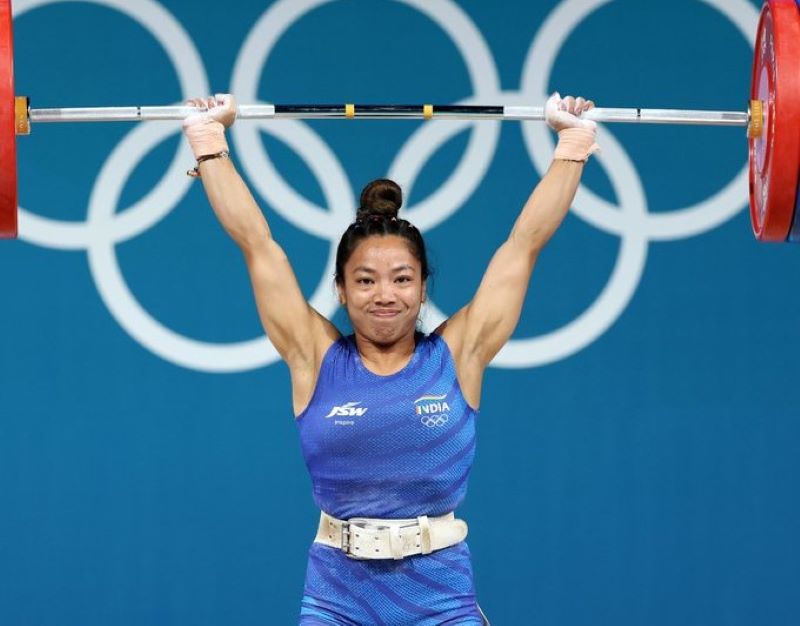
[370,325,401,345]
[364,320,414,345]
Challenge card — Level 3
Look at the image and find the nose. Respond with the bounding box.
[374,279,396,304]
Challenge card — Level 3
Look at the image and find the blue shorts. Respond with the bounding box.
[299,541,488,625]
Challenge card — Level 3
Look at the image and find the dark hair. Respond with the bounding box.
[334,179,430,285]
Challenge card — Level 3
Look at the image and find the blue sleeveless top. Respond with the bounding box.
[296,333,486,624]
[296,332,477,519]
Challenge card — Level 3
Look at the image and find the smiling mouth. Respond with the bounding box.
[371,310,400,318]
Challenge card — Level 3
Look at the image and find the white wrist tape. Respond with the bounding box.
[183,118,229,160]
[554,127,599,162]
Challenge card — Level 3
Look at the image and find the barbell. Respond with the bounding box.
[0,0,798,243]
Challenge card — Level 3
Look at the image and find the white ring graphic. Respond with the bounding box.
[492,0,758,367]
[520,0,758,241]
[85,121,347,372]
[14,0,206,250]
[231,0,501,237]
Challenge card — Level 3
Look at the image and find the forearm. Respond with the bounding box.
[509,159,584,253]
[510,120,598,253]
[182,95,272,253]
[197,157,272,252]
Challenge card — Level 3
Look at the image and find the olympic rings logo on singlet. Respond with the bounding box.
[420,414,450,428]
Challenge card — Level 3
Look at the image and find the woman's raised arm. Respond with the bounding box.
[183,95,338,410]
[438,94,598,407]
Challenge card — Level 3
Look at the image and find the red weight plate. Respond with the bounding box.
[749,0,800,242]
[0,0,16,239]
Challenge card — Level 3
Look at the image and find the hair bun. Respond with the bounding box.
[357,179,402,219]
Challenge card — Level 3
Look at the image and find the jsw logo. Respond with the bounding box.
[325,402,368,418]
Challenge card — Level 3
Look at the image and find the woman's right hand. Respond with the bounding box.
[183,93,237,129]
[182,94,236,160]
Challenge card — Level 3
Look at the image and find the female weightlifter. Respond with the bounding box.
[182,92,597,625]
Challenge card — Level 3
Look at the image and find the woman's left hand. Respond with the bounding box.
[545,92,595,132]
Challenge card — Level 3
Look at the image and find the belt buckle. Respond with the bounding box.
[340,521,369,560]
[342,518,419,560]
[341,518,388,560]
[340,521,353,557]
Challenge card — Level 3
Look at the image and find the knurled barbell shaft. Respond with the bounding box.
[25,104,750,126]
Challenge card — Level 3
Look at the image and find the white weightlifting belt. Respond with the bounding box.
[314,511,468,560]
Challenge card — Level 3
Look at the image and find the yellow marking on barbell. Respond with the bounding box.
[423,104,433,120]
[345,104,355,119]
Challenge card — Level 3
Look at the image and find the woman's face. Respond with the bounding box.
[338,235,426,346]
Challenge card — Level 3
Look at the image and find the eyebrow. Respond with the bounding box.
[351,265,416,274]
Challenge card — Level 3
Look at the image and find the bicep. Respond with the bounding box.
[447,238,537,366]
[244,240,338,365]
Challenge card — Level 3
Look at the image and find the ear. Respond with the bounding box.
[336,282,346,306]
[421,279,427,303]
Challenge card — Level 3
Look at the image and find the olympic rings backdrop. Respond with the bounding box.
[2,1,799,624]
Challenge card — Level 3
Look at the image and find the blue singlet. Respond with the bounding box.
[295,332,483,625]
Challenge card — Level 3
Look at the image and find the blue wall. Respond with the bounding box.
[2,0,799,624]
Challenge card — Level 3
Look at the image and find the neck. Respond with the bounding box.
[354,331,418,376]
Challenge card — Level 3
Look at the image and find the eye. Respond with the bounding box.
[356,277,373,285]
[395,275,413,283]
